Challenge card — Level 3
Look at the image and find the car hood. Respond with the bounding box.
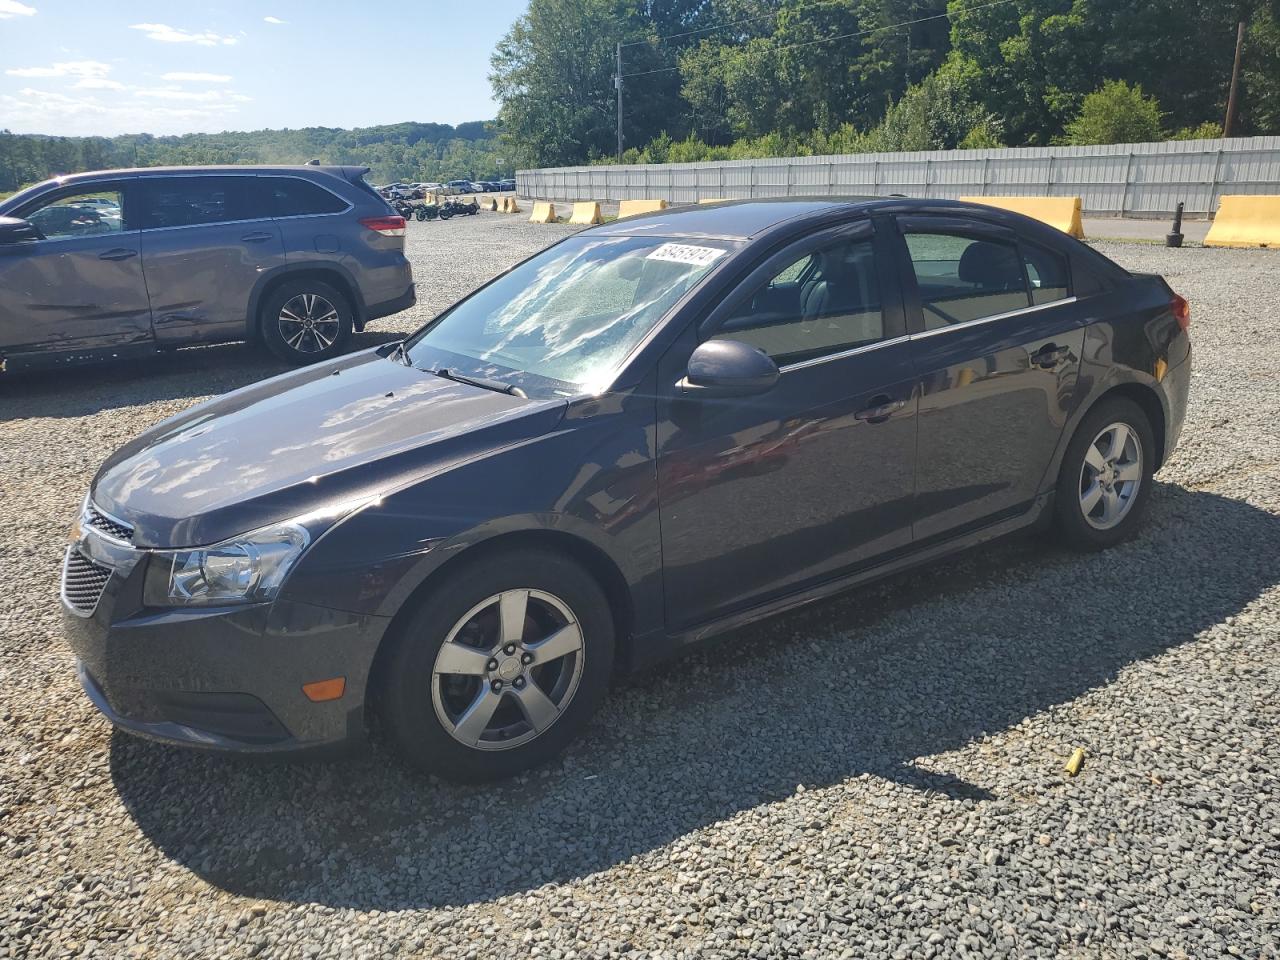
[92,348,568,548]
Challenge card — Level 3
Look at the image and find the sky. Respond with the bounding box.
[0,0,528,137]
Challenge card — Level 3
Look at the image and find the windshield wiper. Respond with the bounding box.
[427,367,527,399]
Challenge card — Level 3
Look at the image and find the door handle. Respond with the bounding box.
[1029,343,1071,369]
[854,396,906,423]
[98,248,137,261]
[240,231,274,243]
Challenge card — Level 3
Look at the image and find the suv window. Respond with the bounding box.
[138,176,259,229]
[25,189,126,239]
[712,236,885,365]
[1023,242,1071,305]
[904,232,1030,329]
[266,177,348,217]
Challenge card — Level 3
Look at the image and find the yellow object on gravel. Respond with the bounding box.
[1063,747,1085,777]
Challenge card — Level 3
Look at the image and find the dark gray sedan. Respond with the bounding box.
[62,198,1191,781]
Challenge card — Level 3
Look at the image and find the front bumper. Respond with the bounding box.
[62,553,391,754]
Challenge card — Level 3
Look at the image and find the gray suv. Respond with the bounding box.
[0,165,415,370]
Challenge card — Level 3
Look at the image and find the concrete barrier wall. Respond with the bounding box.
[516,137,1280,218]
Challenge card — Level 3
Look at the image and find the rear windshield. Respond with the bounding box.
[350,172,392,210]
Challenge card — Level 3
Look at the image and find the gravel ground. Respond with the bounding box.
[2,215,1278,959]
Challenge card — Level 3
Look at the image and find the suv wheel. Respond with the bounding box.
[379,548,615,782]
[260,278,353,364]
[1054,396,1156,550]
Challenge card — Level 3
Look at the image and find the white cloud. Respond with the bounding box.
[162,72,232,83]
[263,15,286,24]
[1,87,245,136]
[6,60,111,79]
[0,0,36,19]
[129,23,237,46]
[73,78,126,90]
[134,87,224,102]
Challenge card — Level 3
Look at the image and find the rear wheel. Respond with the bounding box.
[379,548,615,781]
[260,278,353,365]
[1054,397,1155,550]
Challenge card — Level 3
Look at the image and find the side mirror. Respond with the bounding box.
[0,216,42,245]
[681,339,780,397]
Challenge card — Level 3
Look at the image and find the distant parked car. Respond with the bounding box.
[0,164,415,371]
[499,178,516,192]
[384,183,417,200]
[442,179,472,196]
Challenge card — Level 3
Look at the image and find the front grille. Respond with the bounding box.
[85,505,133,543]
[62,550,112,614]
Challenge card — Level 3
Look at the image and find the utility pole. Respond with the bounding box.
[1223,19,1245,137]
[615,42,624,162]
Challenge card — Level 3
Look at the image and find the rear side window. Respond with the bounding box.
[1023,243,1071,305]
[904,232,1030,329]
[266,177,348,217]
[138,176,259,229]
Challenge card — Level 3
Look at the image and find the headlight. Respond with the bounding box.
[144,521,310,606]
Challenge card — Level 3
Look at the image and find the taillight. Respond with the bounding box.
[360,215,406,237]
[1171,293,1190,332]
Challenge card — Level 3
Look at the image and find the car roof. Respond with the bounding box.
[583,196,1068,242]
[39,164,369,185]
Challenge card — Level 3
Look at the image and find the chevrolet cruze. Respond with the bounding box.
[62,198,1191,781]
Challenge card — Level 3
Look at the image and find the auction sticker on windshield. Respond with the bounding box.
[645,243,727,267]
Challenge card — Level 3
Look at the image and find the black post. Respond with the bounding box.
[1223,21,1245,137]
[1166,201,1185,248]
[615,42,623,163]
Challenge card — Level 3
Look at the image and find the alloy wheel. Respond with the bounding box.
[1079,421,1143,530]
[431,589,585,751]
[277,293,340,354]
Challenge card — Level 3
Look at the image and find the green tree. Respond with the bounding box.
[1062,80,1164,145]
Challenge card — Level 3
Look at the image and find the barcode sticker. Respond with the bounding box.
[645,243,726,267]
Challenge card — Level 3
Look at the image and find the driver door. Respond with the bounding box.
[0,180,153,358]
[655,219,918,630]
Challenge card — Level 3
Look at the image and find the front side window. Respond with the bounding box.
[405,235,734,393]
[905,232,1030,329]
[138,176,259,229]
[712,236,885,365]
[266,177,348,217]
[26,189,125,239]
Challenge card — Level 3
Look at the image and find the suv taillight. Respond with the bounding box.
[1171,293,1190,332]
[360,215,406,237]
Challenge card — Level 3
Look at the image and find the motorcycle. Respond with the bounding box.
[391,198,415,220]
[438,197,479,220]
[414,202,439,221]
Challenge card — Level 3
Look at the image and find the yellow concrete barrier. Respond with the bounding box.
[503,196,521,214]
[698,198,727,204]
[568,201,603,225]
[618,198,668,218]
[480,196,497,212]
[529,201,556,223]
[959,195,1085,239]
[1204,195,1280,247]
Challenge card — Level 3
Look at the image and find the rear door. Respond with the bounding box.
[261,174,352,258]
[0,180,152,357]
[893,214,1086,540]
[137,174,285,345]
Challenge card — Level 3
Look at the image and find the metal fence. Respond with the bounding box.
[516,136,1280,218]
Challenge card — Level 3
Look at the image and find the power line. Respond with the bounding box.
[620,0,874,49]
[619,0,1021,79]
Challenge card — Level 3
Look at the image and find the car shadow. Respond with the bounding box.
[109,481,1280,910]
[0,331,404,420]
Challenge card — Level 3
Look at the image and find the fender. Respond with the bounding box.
[244,260,369,338]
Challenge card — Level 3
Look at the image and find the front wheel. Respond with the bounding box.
[378,549,615,781]
[259,278,353,365]
[1054,397,1156,550]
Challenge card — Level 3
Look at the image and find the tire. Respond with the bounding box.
[1054,396,1156,551]
[415,208,429,222]
[439,208,454,220]
[378,548,616,782]
[259,278,353,365]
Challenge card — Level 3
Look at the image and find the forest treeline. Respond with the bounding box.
[489,0,1280,166]
[0,121,508,193]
